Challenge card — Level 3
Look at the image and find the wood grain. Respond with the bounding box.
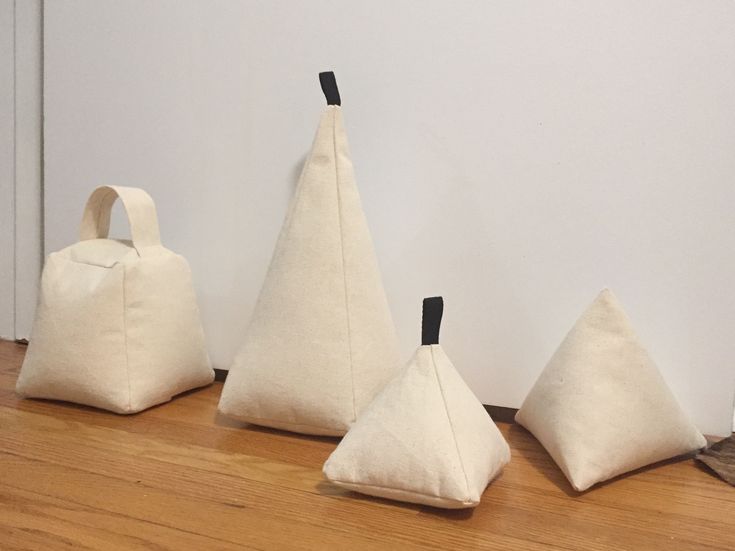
[0,340,733,550]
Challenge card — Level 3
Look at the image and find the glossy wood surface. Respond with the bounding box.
[0,340,732,550]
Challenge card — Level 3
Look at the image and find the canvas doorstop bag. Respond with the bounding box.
[515,289,707,491]
[323,297,511,508]
[218,72,401,436]
[16,185,214,413]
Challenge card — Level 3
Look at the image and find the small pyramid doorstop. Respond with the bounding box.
[218,72,401,436]
[323,297,511,509]
[515,289,707,492]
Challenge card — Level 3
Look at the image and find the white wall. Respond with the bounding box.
[43,0,735,435]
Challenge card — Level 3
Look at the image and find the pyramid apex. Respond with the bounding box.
[596,287,617,301]
[589,287,627,315]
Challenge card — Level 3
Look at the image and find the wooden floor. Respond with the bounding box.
[0,340,733,550]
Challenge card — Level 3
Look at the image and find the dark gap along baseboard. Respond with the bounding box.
[6,349,517,422]
[213,368,518,422]
[6,348,519,421]
[6,341,730,432]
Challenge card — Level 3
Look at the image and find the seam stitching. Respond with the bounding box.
[122,264,132,412]
[329,478,476,506]
[332,108,357,422]
[431,345,472,501]
[223,414,346,435]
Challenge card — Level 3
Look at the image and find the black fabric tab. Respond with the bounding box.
[421,297,444,345]
[319,71,341,106]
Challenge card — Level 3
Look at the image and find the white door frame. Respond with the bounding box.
[0,0,42,341]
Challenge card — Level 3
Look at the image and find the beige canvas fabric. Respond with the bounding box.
[515,289,707,491]
[218,75,400,436]
[16,185,214,414]
[323,298,510,508]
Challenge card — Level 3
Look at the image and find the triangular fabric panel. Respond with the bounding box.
[218,75,400,436]
[323,298,510,508]
[515,289,707,491]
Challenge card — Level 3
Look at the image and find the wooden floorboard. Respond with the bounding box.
[0,340,732,550]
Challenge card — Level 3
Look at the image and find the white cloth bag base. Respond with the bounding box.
[16,185,214,414]
[515,289,707,491]
[323,298,511,509]
[218,73,400,436]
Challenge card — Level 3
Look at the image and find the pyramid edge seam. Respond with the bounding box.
[331,107,358,423]
[430,345,473,502]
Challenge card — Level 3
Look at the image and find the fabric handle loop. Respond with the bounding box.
[79,185,162,255]
[319,71,341,106]
[421,297,444,346]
